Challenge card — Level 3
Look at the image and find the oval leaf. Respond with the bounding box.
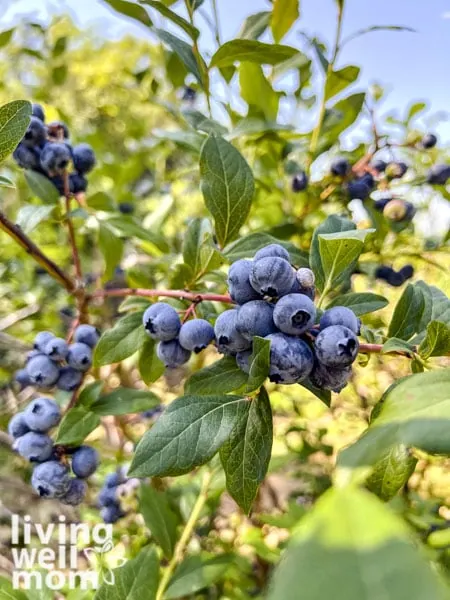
[210,40,299,68]
[94,311,147,367]
[0,100,31,164]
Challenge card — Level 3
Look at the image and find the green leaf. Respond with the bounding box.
[16,204,55,234]
[94,546,159,600]
[324,65,360,101]
[52,36,67,58]
[239,62,279,121]
[90,388,160,416]
[310,215,355,292]
[98,223,124,281]
[388,284,427,341]
[102,0,153,27]
[210,40,299,68]
[155,29,205,86]
[326,292,388,316]
[24,170,60,203]
[78,381,104,408]
[224,232,308,266]
[366,444,417,501]
[182,110,227,135]
[267,486,448,600]
[94,311,147,367]
[318,93,365,155]
[182,218,222,280]
[86,191,116,211]
[129,394,249,477]
[141,1,199,39]
[339,369,450,467]
[0,576,29,600]
[0,29,14,48]
[0,100,31,164]
[239,11,271,40]
[106,216,169,253]
[139,484,178,559]
[0,174,14,188]
[52,64,68,85]
[318,229,374,293]
[153,128,205,152]
[413,282,450,340]
[165,555,233,599]
[381,338,414,356]
[271,0,299,43]
[139,339,165,385]
[343,25,416,47]
[185,356,248,395]
[311,38,329,72]
[419,321,450,359]
[220,387,272,513]
[407,101,427,122]
[55,407,100,445]
[245,337,270,393]
[299,379,332,406]
[200,135,254,248]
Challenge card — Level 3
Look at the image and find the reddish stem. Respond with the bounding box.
[63,171,83,282]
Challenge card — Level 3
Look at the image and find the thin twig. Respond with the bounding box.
[63,171,83,282]
[0,303,40,332]
[90,287,233,304]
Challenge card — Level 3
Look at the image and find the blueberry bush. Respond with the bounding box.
[0,1,449,599]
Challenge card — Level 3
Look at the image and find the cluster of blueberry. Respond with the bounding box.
[98,469,131,524]
[8,398,99,505]
[373,195,415,223]
[14,325,99,392]
[375,264,414,287]
[13,103,96,195]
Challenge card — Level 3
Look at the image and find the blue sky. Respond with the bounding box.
[4,0,450,139]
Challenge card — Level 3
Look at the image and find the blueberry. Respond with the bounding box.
[73,325,100,349]
[273,294,316,335]
[15,369,31,389]
[236,300,277,340]
[421,133,437,149]
[99,486,118,506]
[330,158,350,177]
[24,397,61,432]
[182,86,196,101]
[34,332,55,352]
[69,172,88,193]
[118,202,134,214]
[399,264,414,280]
[13,143,41,170]
[60,478,87,506]
[292,172,308,192]
[44,337,69,361]
[32,103,45,122]
[26,355,60,387]
[374,265,394,282]
[105,471,125,489]
[31,461,71,498]
[347,179,371,200]
[14,432,53,462]
[360,172,375,190]
[387,271,406,287]
[23,116,47,148]
[296,268,315,289]
[310,362,352,392]
[73,143,96,174]
[142,302,181,341]
[227,259,261,305]
[214,309,252,355]
[265,333,314,384]
[57,367,83,392]
[8,413,30,439]
[386,161,408,179]
[371,159,387,173]
[383,199,415,222]
[72,446,99,478]
[179,319,215,353]
[142,405,163,419]
[156,340,191,368]
[67,343,92,372]
[254,244,290,263]
[404,201,416,221]
[373,196,392,212]
[40,142,72,174]
[47,120,70,139]
[101,504,125,524]
[236,349,252,374]
[427,164,450,185]
[320,306,360,335]
[314,325,359,367]
[250,257,295,299]
[289,278,315,300]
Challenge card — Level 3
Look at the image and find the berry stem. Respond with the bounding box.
[0,210,76,292]
[63,171,83,282]
[90,287,233,304]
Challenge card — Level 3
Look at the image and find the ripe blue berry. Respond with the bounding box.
[34,331,55,352]
[373,196,392,212]
[265,333,314,384]
[101,504,125,524]
[73,143,96,174]
[14,432,53,462]
[26,355,60,387]
[236,300,277,340]
[143,302,181,341]
[273,293,316,335]
[99,486,118,506]
[32,103,45,122]
[310,362,352,392]
[371,159,387,173]
[347,179,371,200]
[105,470,125,489]
[254,244,290,263]
[315,325,359,367]
[15,369,31,388]
[320,306,360,335]
[71,446,99,478]
[40,142,72,174]
[44,337,69,361]
[250,257,295,299]
[8,413,30,439]
[57,367,83,392]
[157,340,191,368]
[399,265,414,280]
[427,164,450,185]
[67,343,92,372]
[31,461,71,498]
[386,161,408,179]
[330,158,350,177]
[23,116,47,148]
[13,143,41,169]
[74,324,100,348]
[227,259,261,305]
[236,349,252,374]
[118,202,134,214]
[48,120,70,139]
[69,172,88,193]
[179,319,215,353]
[60,478,87,506]
[292,172,308,192]
[24,397,61,432]
[421,133,437,149]
[214,309,251,355]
